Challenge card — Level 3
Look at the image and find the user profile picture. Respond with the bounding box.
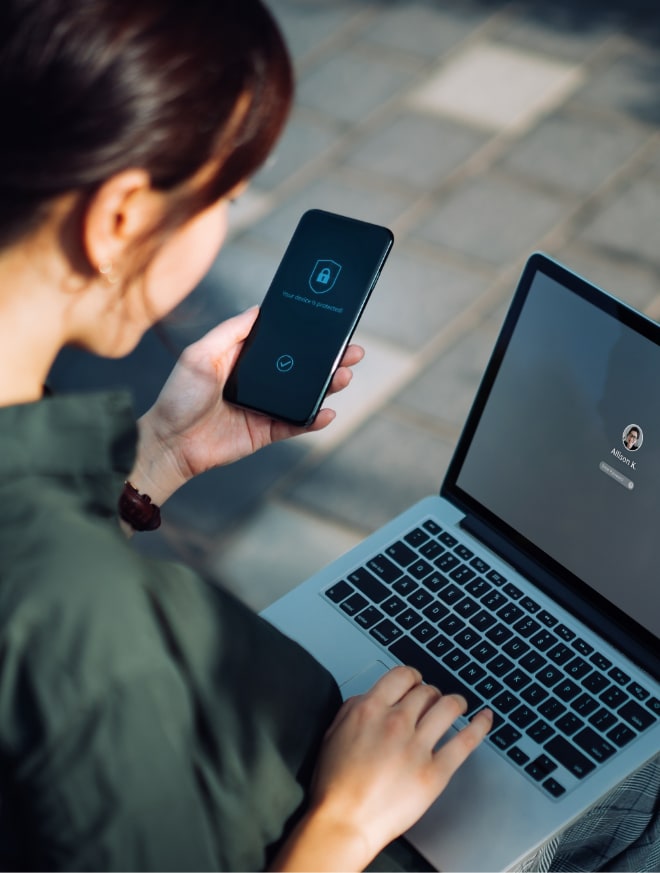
[622,424,643,452]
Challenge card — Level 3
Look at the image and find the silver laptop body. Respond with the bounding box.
[263,253,660,871]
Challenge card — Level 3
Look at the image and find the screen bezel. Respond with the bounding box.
[441,252,660,680]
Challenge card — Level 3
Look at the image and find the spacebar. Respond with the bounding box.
[389,637,482,713]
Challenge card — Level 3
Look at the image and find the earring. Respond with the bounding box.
[98,262,119,285]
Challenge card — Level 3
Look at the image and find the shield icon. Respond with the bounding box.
[309,259,342,294]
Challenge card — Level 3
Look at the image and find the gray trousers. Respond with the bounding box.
[519,754,660,872]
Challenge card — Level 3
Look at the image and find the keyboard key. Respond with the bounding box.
[574,727,616,763]
[608,667,630,686]
[508,746,530,766]
[504,668,532,692]
[490,724,521,750]
[455,544,474,561]
[355,606,383,629]
[440,615,466,635]
[571,693,598,717]
[519,651,548,673]
[367,555,402,584]
[420,541,445,562]
[476,676,503,699]
[546,643,573,666]
[503,583,523,600]
[619,700,656,732]
[487,623,513,646]
[348,568,389,603]
[530,630,558,652]
[470,557,490,574]
[544,736,595,779]
[423,601,449,623]
[628,682,649,702]
[389,637,481,712]
[341,593,368,616]
[385,540,418,568]
[503,637,530,659]
[454,629,481,650]
[522,682,549,706]
[438,583,463,605]
[555,680,581,702]
[520,597,540,614]
[422,572,446,594]
[498,604,524,624]
[427,634,454,658]
[382,595,406,616]
[538,697,566,721]
[459,662,486,685]
[408,589,433,610]
[455,596,480,618]
[565,657,592,680]
[543,778,566,797]
[325,581,352,603]
[486,570,507,586]
[370,619,403,646]
[582,671,609,694]
[514,617,541,638]
[572,638,594,657]
[590,652,612,671]
[646,697,660,717]
[555,624,576,642]
[607,722,636,748]
[589,708,616,731]
[404,527,429,548]
[556,713,584,736]
[537,666,563,688]
[439,531,458,548]
[423,519,442,536]
[482,590,507,610]
[443,649,470,671]
[511,704,537,728]
[410,559,434,580]
[493,690,520,714]
[537,610,558,628]
[466,578,491,598]
[451,564,477,586]
[397,609,423,631]
[599,686,627,709]
[410,622,437,646]
[488,655,514,677]
[472,641,498,664]
[526,754,557,781]
[527,719,554,744]
[436,553,461,573]
[470,610,497,632]
[393,576,418,597]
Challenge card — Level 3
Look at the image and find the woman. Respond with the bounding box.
[0,0,492,869]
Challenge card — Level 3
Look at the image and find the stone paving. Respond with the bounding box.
[51,0,660,613]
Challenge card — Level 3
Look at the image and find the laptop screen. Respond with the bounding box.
[447,255,660,645]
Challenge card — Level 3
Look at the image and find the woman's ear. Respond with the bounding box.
[82,169,164,276]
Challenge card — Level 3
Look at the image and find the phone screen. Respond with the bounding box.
[224,209,394,426]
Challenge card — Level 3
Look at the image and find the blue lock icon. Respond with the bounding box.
[309,259,341,294]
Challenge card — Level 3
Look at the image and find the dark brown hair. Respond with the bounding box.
[0,0,293,251]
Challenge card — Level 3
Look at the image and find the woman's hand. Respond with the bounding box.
[130,307,364,506]
[271,666,493,872]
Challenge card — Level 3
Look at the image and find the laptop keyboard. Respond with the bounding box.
[323,518,660,800]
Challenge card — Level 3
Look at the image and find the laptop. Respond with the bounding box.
[262,252,660,872]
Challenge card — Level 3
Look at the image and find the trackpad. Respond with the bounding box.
[340,661,390,699]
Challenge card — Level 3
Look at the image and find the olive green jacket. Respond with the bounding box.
[0,391,340,871]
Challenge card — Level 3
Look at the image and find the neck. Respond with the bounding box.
[0,246,68,407]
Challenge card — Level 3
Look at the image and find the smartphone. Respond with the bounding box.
[223,209,394,427]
